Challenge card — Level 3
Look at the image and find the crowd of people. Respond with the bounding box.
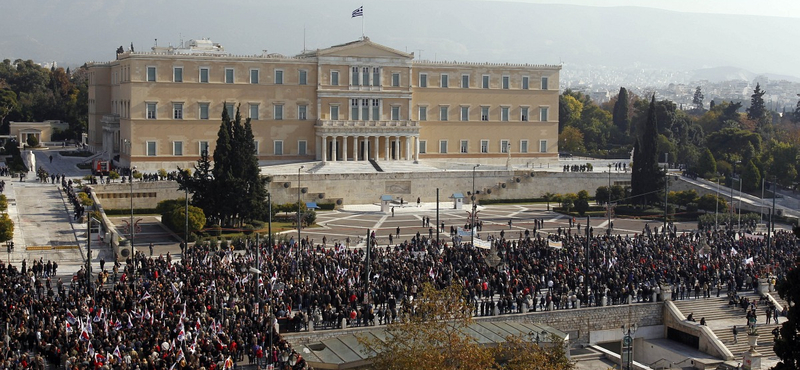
[0,212,797,369]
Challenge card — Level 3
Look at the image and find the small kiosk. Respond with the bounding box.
[380,195,393,213]
[450,193,465,210]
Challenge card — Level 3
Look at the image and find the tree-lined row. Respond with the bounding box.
[560,85,800,189]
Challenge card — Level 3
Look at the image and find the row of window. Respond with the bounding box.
[143,100,548,122]
[147,66,304,85]
[145,102,308,121]
[143,138,543,156]
[419,74,548,90]
[143,140,308,157]
[419,139,547,154]
[144,65,549,90]
[428,106,548,122]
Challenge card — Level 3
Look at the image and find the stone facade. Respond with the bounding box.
[87,38,560,172]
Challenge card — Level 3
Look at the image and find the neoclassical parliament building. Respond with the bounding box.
[88,38,560,171]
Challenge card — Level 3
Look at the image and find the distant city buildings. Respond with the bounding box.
[561,64,800,113]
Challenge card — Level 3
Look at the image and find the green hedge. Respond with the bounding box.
[479,198,545,205]
[59,150,95,157]
[104,208,159,215]
[317,203,336,211]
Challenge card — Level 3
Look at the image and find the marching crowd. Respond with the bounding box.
[0,217,797,369]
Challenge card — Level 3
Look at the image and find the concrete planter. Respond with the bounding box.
[747,334,759,348]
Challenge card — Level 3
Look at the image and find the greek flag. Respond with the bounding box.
[352,6,363,18]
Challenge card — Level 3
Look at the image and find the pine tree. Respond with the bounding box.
[613,87,630,135]
[747,83,767,127]
[697,148,717,178]
[692,86,704,110]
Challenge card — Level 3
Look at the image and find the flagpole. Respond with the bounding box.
[361,10,365,39]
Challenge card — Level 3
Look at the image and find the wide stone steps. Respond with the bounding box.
[672,293,782,359]
[712,323,780,358]
[672,296,744,322]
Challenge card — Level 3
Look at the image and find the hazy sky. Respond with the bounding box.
[484,0,800,18]
[1,0,798,77]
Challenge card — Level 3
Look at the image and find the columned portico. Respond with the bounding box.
[316,120,420,163]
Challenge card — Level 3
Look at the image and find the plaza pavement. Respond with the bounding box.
[4,148,795,279]
[2,148,796,368]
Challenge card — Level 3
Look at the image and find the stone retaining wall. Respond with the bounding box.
[284,302,662,345]
[266,170,631,205]
[90,181,184,210]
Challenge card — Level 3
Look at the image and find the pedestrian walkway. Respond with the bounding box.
[3,175,115,278]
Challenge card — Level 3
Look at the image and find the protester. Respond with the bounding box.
[0,216,795,369]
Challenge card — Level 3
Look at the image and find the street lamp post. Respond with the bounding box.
[87,217,101,290]
[663,153,668,233]
[621,324,638,370]
[767,175,777,266]
[715,175,720,230]
[130,165,136,274]
[471,164,480,246]
[297,165,304,261]
[737,175,742,231]
[607,163,612,234]
[267,192,272,249]
[184,183,188,258]
[87,217,93,288]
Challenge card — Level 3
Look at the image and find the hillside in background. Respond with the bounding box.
[0,0,797,80]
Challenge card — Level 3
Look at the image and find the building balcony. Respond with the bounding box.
[101,114,120,125]
[315,119,419,135]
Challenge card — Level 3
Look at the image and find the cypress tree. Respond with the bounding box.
[212,104,234,224]
[631,95,664,206]
[631,139,642,204]
[240,118,267,221]
[613,87,630,134]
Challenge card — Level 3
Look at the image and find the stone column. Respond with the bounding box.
[353,136,359,161]
[393,138,398,160]
[405,136,411,161]
[415,136,420,160]
[321,135,327,163]
[331,136,337,162]
[373,136,379,161]
[362,138,368,161]
[385,136,390,161]
[342,136,348,162]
